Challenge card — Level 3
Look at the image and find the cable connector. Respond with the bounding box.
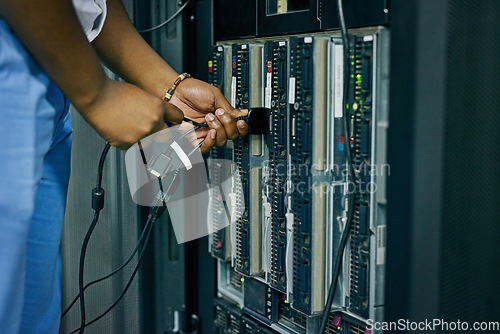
[92,187,105,211]
[235,107,270,135]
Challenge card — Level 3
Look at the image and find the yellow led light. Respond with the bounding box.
[241,277,245,282]
[284,300,288,304]
[351,62,355,65]
[208,60,213,66]
[357,74,361,79]
[351,74,354,78]
[353,103,359,110]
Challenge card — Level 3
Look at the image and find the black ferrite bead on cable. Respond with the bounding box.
[92,187,105,211]
[235,107,270,135]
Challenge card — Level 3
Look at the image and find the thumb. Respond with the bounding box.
[213,87,238,116]
[213,87,249,120]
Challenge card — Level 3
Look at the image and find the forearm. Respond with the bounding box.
[0,0,109,111]
[92,0,179,98]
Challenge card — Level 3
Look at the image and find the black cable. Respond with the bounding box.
[319,0,357,332]
[96,144,111,189]
[70,169,182,333]
[77,143,111,334]
[137,0,192,33]
[68,213,157,334]
[71,136,198,333]
[183,117,209,128]
[61,213,154,318]
[178,125,202,141]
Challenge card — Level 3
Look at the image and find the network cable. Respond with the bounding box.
[137,0,192,34]
[70,135,203,334]
[61,212,154,318]
[319,0,358,332]
[76,143,110,334]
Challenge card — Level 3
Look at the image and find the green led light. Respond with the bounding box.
[346,103,349,109]
[351,74,354,78]
[351,62,355,65]
[351,55,355,59]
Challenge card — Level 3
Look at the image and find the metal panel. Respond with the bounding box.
[60,107,141,334]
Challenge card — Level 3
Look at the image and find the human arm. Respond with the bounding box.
[0,0,182,149]
[91,0,248,152]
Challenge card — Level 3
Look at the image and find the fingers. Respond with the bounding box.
[214,108,240,140]
[213,86,235,114]
[163,101,184,125]
[200,129,217,153]
[228,108,249,119]
[236,109,249,136]
[205,113,227,146]
[213,88,249,135]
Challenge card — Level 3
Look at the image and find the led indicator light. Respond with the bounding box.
[338,143,344,151]
[240,277,245,282]
[232,56,236,62]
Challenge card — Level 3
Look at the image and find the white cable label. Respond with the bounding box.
[288,77,296,105]
[231,76,236,107]
[334,43,344,118]
[376,225,387,265]
[171,141,192,170]
[265,72,272,108]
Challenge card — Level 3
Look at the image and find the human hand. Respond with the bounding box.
[169,78,248,153]
[78,79,183,150]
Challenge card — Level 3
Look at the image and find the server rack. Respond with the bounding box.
[205,25,390,333]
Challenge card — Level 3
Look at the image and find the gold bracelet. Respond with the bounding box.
[163,73,192,101]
